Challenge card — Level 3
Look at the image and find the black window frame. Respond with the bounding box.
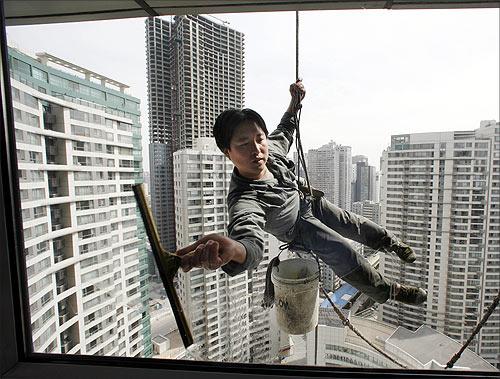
[0,1,497,378]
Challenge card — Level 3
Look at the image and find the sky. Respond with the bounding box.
[6,8,499,172]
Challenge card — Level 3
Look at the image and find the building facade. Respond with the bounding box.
[146,15,244,251]
[306,141,352,290]
[10,48,151,357]
[173,138,279,362]
[379,122,500,368]
[352,155,376,203]
[351,200,381,257]
[307,141,352,210]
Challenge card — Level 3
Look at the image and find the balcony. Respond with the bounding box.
[47,171,69,198]
[50,203,71,232]
[55,266,76,295]
[56,280,67,295]
[43,103,65,133]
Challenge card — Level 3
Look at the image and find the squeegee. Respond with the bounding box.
[133,184,193,348]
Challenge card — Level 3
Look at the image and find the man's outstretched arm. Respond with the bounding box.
[175,198,266,275]
[175,234,246,272]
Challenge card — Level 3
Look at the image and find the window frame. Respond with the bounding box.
[0,1,497,378]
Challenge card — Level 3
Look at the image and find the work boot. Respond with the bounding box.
[391,283,427,305]
[388,240,416,263]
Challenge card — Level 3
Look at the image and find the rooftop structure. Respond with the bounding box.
[307,310,497,371]
[36,52,129,91]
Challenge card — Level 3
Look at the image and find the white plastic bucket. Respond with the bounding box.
[271,258,320,335]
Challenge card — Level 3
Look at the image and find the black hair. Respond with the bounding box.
[213,108,268,153]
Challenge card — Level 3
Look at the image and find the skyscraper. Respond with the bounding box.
[379,122,500,368]
[173,138,279,362]
[146,15,244,251]
[307,141,352,210]
[306,141,352,291]
[147,14,281,363]
[352,155,376,203]
[10,48,151,357]
[351,200,381,257]
[338,145,352,211]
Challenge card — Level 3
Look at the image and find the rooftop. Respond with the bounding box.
[320,282,359,309]
[36,52,129,92]
[387,325,497,371]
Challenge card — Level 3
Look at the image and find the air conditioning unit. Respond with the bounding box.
[56,282,67,294]
[60,338,72,354]
[59,313,69,324]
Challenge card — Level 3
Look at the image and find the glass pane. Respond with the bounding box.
[5,8,500,373]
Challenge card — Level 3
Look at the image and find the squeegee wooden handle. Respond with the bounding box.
[133,184,194,348]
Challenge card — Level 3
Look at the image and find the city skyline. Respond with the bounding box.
[6,9,499,171]
[4,7,500,372]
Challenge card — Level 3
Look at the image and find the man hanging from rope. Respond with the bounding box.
[175,80,427,306]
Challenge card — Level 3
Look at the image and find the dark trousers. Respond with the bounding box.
[289,196,393,303]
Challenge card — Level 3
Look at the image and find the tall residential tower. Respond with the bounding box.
[146,15,244,251]
[10,48,151,357]
[379,122,500,368]
[173,139,280,362]
[307,141,352,210]
[352,155,376,203]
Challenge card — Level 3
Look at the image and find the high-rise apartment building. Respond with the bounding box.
[352,200,381,257]
[352,155,376,203]
[307,141,352,210]
[379,122,500,368]
[10,48,151,357]
[338,145,352,211]
[173,138,279,362]
[306,141,352,291]
[352,201,381,226]
[146,15,244,251]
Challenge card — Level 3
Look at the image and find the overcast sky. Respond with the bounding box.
[6,8,499,172]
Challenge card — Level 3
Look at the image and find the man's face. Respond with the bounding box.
[225,121,269,180]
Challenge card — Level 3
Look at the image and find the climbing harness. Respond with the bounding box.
[445,289,500,369]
